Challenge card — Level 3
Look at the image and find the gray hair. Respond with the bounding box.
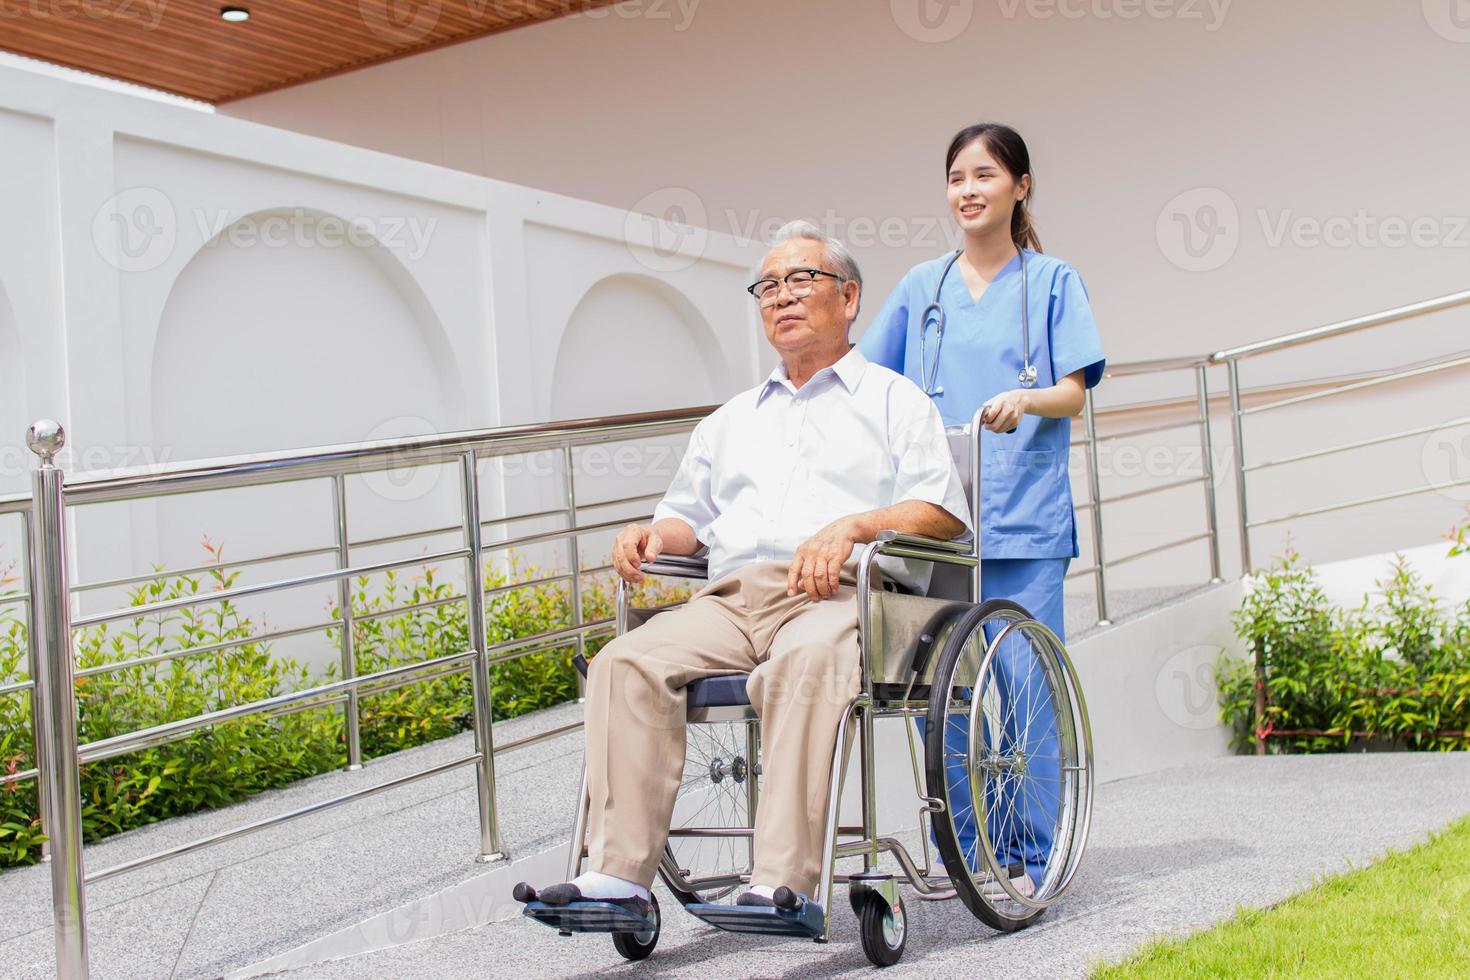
[766,219,864,299]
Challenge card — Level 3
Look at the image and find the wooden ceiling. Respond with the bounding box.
[0,0,621,104]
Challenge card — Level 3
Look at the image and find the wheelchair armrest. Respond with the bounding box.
[875,530,972,555]
[638,555,710,580]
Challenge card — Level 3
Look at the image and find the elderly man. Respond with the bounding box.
[516,221,971,916]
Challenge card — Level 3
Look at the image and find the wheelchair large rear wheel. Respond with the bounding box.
[922,599,1093,932]
[657,718,761,905]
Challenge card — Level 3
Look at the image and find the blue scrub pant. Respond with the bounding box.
[918,557,1068,883]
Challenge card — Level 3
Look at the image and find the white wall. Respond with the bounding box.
[224,1,1469,361]
[0,61,762,673]
[222,0,1470,585]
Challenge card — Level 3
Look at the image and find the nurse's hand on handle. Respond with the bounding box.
[980,390,1027,434]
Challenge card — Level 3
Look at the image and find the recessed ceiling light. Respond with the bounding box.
[220,6,249,22]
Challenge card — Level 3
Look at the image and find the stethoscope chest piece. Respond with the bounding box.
[920,247,1039,396]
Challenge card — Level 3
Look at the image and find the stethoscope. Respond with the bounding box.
[918,247,1039,397]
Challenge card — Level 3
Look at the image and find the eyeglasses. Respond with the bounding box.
[746,268,845,307]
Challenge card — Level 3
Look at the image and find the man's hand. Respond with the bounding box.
[787,517,860,601]
[612,522,663,584]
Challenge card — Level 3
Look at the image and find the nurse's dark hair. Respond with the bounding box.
[946,123,1042,253]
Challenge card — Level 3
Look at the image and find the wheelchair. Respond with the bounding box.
[526,413,1095,967]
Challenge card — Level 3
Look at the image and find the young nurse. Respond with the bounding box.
[858,123,1105,888]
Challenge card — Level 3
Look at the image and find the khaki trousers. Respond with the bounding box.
[583,559,863,897]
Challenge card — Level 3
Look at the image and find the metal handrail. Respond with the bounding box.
[61,406,718,505]
[1210,288,1470,361]
[78,650,479,765]
[10,282,1469,975]
[1212,287,1470,572]
[17,411,710,978]
[70,547,471,629]
[1238,352,1470,417]
[1101,353,1210,378]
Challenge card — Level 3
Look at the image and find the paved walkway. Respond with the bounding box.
[256,753,1470,979]
[0,702,584,980]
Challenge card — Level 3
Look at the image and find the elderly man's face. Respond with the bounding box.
[757,240,859,357]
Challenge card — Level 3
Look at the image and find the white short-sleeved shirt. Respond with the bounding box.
[653,346,973,593]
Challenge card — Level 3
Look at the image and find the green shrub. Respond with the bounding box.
[1218,539,1470,754]
[1449,506,1469,559]
[0,553,43,864]
[0,540,690,868]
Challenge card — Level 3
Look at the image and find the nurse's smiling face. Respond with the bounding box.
[757,239,860,363]
[947,138,1031,241]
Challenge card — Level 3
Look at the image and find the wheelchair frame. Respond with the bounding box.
[560,408,1095,956]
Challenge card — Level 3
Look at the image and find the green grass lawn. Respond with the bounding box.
[1092,816,1470,979]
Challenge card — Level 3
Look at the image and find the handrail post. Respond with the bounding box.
[26,420,90,978]
[21,509,52,865]
[1195,365,1225,583]
[460,450,506,862]
[330,475,362,771]
[562,447,586,699]
[1083,391,1112,626]
[1225,359,1253,575]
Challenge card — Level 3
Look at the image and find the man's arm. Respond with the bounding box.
[786,501,964,601]
[845,499,966,543]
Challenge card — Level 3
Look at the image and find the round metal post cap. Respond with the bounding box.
[26,419,66,463]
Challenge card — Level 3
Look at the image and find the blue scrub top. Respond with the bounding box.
[859,249,1106,560]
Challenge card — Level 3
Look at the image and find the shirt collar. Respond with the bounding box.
[756,346,868,406]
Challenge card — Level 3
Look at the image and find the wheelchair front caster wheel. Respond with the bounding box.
[857,890,906,967]
[611,892,660,961]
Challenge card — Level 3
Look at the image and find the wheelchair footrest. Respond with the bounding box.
[521,900,655,934]
[682,900,825,938]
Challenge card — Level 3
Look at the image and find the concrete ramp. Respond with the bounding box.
[0,583,1245,979]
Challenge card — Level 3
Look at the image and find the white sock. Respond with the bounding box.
[745,884,776,899]
[572,871,649,902]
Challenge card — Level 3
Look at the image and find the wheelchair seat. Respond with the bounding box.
[573,654,751,708]
[686,674,751,708]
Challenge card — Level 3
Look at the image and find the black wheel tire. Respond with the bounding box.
[611,892,660,961]
[857,891,907,967]
[923,598,1047,934]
